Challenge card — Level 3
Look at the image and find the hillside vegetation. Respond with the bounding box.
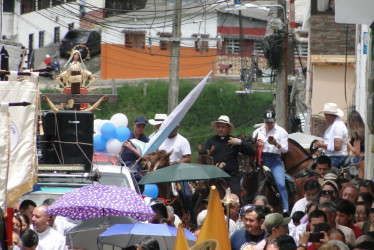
[92,79,274,160]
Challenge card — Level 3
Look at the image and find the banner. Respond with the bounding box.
[0,72,39,209]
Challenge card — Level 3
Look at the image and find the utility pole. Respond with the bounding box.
[168,0,182,114]
[275,0,288,130]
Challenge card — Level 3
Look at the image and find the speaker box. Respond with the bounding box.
[40,111,94,172]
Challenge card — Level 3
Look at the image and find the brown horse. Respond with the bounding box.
[241,137,317,211]
[144,150,184,218]
[193,144,228,216]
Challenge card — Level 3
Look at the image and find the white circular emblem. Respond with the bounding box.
[10,122,19,151]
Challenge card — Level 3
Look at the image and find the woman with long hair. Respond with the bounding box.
[346,110,365,163]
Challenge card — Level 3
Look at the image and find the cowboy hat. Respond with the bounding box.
[319,103,344,117]
[211,115,234,131]
[148,114,167,125]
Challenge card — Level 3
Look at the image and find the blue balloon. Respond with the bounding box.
[101,122,116,139]
[116,126,130,142]
[143,184,159,198]
[93,134,108,152]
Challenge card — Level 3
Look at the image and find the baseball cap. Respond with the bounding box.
[264,110,276,122]
[134,116,147,125]
[240,204,254,216]
[264,213,291,232]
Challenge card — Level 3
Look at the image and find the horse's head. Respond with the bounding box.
[242,136,259,175]
[145,150,171,172]
[196,143,214,165]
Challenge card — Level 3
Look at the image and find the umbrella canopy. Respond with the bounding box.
[98,223,196,250]
[46,185,155,221]
[66,215,137,250]
[138,163,231,184]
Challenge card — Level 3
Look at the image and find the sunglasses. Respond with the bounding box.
[321,190,335,196]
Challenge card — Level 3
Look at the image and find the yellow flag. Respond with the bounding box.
[174,221,189,250]
[194,186,231,250]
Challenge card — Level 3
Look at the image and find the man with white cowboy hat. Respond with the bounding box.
[148,113,168,138]
[252,110,289,214]
[313,103,348,168]
[204,115,254,201]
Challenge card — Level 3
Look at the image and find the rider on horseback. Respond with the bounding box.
[253,110,289,214]
[313,103,348,168]
[204,115,254,202]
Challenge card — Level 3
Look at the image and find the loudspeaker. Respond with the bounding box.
[40,111,94,172]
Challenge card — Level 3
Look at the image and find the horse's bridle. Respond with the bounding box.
[197,154,214,165]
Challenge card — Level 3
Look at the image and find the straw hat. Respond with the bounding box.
[319,103,344,117]
[211,115,234,131]
[148,114,167,125]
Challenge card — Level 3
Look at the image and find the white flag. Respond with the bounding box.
[139,71,212,156]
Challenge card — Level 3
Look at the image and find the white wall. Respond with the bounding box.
[356,25,369,117]
[17,5,80,50]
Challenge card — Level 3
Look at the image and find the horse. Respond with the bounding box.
[144,150,184,219]
[241,136,318,212]
[193,144,228,217]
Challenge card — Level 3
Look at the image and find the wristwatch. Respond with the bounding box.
[298,243,307,248]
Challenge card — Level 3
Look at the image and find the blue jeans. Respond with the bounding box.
[262,153,288,211]
[329,155,347,168]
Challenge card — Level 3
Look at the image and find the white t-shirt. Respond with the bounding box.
[252,124,288,154]
[323,119,348,156]
[36,227,66,250]
[159,134,191,162]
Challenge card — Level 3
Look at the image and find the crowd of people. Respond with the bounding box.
[3,101,372,250]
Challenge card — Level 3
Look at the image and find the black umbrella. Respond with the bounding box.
[66,215,137,250]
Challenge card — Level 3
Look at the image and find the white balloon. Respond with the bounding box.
[106,139,123,155]
[94,119,103,134]
[110,113,129,127]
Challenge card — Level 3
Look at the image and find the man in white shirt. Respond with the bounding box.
[31,205,66,250]
[253,110,289,213]
[313,103,348,168]
[159,125,193,222]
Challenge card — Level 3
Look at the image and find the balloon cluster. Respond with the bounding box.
[93,113,130,154]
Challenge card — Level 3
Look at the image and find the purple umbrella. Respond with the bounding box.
[46,185,155,221]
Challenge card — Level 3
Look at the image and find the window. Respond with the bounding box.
[38,0,49,9]
[157,32,172,50]
[39,31,44,48]
[21,0,36,14]
[312,0,335,14]
[124,30,146,49]
[294,42,308,57]
[225,38,240,54]
[192,34,209,52]
[4,0,15,13]
[254,40,264,55]
[68,23,74,30]
[54,27,60,43]
[52,0,61,7]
